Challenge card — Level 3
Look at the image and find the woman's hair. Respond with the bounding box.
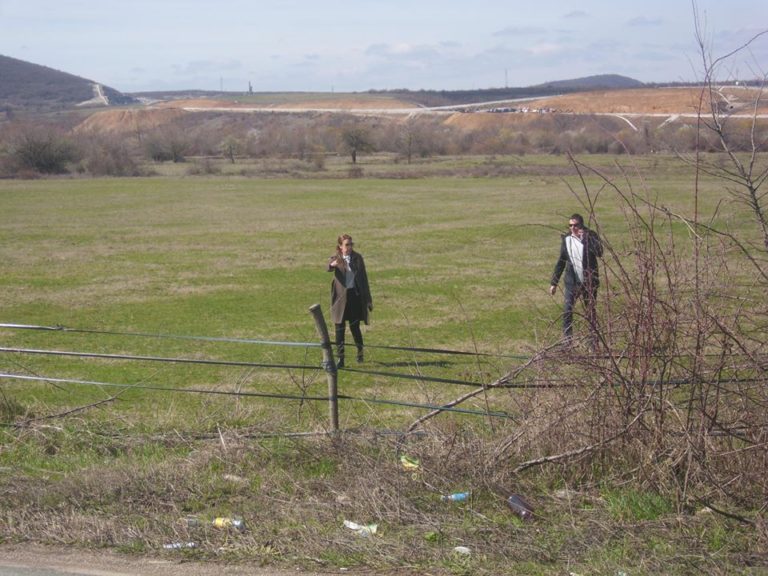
[336,234,353,255]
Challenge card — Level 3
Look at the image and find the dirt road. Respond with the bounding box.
[0,544,326,576]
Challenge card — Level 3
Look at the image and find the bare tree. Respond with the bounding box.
[339,124,375,164]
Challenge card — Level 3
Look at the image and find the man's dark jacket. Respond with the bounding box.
[551,228,604,290]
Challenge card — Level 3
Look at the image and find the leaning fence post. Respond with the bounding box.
[308,304,338,432]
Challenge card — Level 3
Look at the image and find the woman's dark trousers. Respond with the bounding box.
[334,321,364,368]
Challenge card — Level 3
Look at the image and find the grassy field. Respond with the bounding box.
[0,155,725,427]
[1,154,765,574]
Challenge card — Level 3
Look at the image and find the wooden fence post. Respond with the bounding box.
[308,304,338,432]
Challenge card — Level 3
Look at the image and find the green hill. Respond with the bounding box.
[0,54,135,113]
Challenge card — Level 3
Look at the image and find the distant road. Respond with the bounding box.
[176,98,768,123]
[178,96,549,116]
[76,84,109,107]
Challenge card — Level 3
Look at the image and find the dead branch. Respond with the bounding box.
[13,393,123,428]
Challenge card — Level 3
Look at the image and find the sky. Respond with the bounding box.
[1,0,766,94]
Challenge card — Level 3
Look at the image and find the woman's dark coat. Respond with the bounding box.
[328,251,373,325]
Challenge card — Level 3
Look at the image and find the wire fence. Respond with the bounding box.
[0,309,526,431]
[2,312,763,433]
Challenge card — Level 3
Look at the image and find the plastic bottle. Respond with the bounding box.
[163,542,196,550]
[441,491,470,502]
[506,494,534,520]
[343,520,378,536]
[212,516,245,530]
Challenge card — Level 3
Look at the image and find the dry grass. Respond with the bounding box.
[1,426,764,574]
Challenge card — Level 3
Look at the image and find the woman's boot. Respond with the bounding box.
[349,321,364,363]
[335,324,346,368]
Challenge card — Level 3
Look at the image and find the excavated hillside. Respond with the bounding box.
[72,87,768,136]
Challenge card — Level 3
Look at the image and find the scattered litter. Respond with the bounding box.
[182,516,200,528]
[453,546,471,555]
[554,488,579,500]
[441,491,470,502]
[697,506,714,515]
[222,474,247,484]
[335,494,352,505]
[163,542,196,550]
[399,454,420,470]
[343,519,378,537]
[506,494,534,521]
[212,516,245,531]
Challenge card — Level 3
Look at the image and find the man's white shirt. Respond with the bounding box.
[566,235,584,283]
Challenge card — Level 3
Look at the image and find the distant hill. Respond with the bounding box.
[368,75,646,107]
[531,74,645,91]
[0,54,644,114]
[0,54,136,113]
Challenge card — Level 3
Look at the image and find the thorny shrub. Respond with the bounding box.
[479,26,768,525]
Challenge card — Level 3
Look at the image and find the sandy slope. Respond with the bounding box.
[73,87,768,134]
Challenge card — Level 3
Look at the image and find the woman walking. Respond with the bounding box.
[327,234,373,368]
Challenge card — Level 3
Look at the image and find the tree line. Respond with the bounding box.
[0,108,765,177]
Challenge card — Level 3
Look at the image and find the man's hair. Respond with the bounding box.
[569,213,584,226]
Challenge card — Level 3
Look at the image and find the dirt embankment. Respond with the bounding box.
[528,88,707,114]
[151,96,416,110]
[74,108,187,134]
[530,86,768,115]
[72,87,768,135]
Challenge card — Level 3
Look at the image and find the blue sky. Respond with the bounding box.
[1,0,766,93]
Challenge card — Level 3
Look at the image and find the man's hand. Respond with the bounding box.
[549,285,557,296]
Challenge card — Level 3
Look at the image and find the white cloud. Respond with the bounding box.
[627,16,663,27]
[493,26,546,37]
[526,43,564,56]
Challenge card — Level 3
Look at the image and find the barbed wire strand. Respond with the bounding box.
[0,322,523,359]
[0,323,321,349]
[0,372,516,420]
[0,346,321,372]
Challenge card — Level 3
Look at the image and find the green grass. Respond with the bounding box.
[0,154,760,431]
[604,489,675,522]
[1,154,766,573]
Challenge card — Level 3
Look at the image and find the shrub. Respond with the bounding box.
[12,133,80,174]
[80,136,141,176]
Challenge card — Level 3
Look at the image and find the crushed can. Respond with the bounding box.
[212,516,245,531]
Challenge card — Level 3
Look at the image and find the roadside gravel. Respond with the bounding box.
[0,543,330,576]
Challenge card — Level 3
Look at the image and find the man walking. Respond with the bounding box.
[549,213,603,347]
